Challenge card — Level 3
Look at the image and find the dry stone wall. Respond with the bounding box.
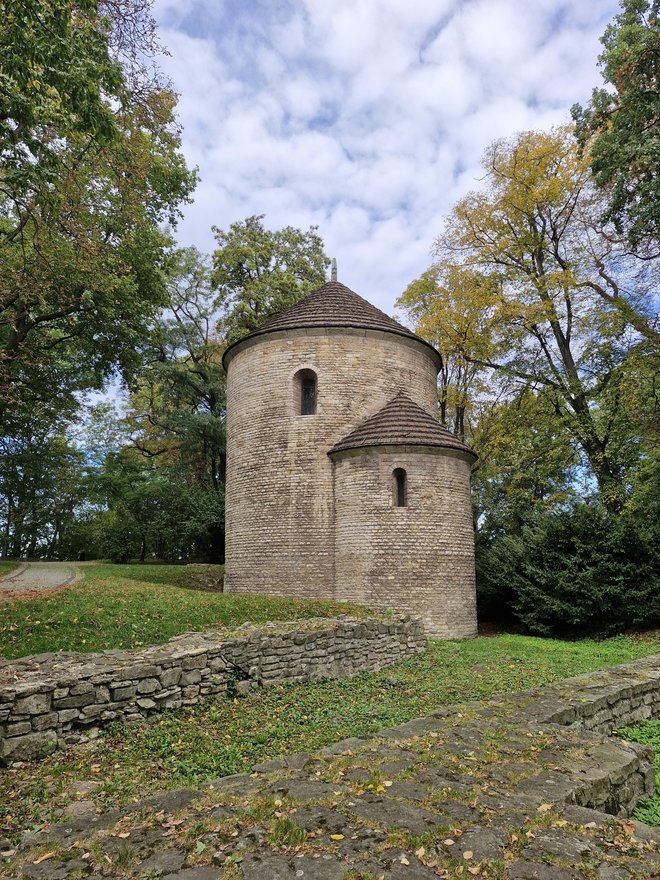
[0,615,426,765]
[521,652,660,736]
[514,653,660,816]
[249,654,660,820]
[3,656,659,880]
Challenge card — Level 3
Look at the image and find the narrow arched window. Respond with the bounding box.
[393,468,407,507]
[295,369,317,415]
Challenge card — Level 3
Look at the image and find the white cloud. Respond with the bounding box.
[155,0,620,317]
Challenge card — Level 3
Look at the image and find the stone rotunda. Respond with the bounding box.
[222,280,477,638]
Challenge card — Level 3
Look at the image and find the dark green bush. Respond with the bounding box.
[475,529,517,624]
[477,503,660,637]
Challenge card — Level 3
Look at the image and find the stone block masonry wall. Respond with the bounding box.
[254,654,660,820]
[527,653,660,735]
[224,328,439,600]
[0,615,426,765]
[333,446,477,639]
[507,653,660,816]
[4,656,659,880]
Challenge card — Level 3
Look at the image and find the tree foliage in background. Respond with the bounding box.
[0,1,199,560]
[1,0,123,208]
[572,0,660,250]
[122,248,226,562]
[130,248,226,486]
[0,408,87,559]
[0,0,195,415]
[0,212,331,561]
[397,267,491,438]
[96,448,222,564]
[400,124,659,632]
[471,391,580,535]
[212,214,329,342]
[399,126,657,513]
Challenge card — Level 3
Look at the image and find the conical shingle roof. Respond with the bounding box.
[328,392,476,458]
[258,281,418,337]
[222,281,440,368]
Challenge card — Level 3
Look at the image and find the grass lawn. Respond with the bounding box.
[0,628,658,840]
[617,719,660,827]
[0,563,369,659]
[0,560,21,578]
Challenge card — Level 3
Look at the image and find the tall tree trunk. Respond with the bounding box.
[533,276,624,511]
[578,431,623,513]
[47,520,60,559]
[11,510,23,558]
[3,497,12,558]
[455,405,465,439]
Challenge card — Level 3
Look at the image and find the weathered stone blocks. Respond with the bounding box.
[0,729,56,764]
[14,692,51,715]
[5,656,658,880]
[0,615,426,764]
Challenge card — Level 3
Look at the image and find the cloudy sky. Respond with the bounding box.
[152,0,618,317]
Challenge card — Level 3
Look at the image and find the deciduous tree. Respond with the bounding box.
[212,215,329,341]
[398,266,494,438]
[0,0,195,414]
[403,127,657,510]
[572,0,660,249]
[0,409,86,558]
[125,248,226,560]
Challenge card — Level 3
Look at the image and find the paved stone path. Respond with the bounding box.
[1,658,659,880]
[0,562,80,595]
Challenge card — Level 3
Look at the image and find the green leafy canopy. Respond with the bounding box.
[212,214,330,342]
[572,0,660,249]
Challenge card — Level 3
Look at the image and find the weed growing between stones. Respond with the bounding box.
[267,817,307,848]
[617,719,660,827]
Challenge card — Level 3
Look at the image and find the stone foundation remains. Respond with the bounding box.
[0,616,426,764]
[2,655,659,879]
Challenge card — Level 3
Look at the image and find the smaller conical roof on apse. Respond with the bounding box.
[328,392,477,459]
[222,281,441,369]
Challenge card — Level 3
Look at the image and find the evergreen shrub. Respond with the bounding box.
[477,504,659,637]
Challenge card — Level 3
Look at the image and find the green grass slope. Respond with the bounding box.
[0,563,368,658]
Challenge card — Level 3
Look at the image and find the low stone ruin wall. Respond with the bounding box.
[1,616,658,824]
[0,615,426,764]
[7,656,660,880]
[505,653,660,816]
[531,654,660,734]
[513,652,660,738]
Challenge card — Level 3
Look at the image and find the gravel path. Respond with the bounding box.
[0,561,80,594]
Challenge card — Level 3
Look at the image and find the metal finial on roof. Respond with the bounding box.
[331,258,337,282]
